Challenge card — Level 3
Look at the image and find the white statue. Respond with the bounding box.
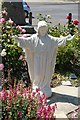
[14,21,74,98]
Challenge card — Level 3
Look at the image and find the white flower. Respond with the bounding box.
[46,15,51,19]
[0,49,6,56]
[2,49,6,52]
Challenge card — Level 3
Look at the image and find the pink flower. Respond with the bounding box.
[37,105,56,119]
[36,88,40,92]
[0,89,8,101]
[0,90,4,100]
[37,106,43,117]
[0,64,4,70]
[21,29,26,33]
[19,55,24,60]
[41,93,46,99]
[8,18,13,24]
[73,20,79,25]
[52,106,56,112]
[12,89,17,98]
[45,115,49,119]
[42,106,46,113]
[32,91,36,97]
[38,96,43,104]
[0,18,5,24]
[24,88,28,96]
[16,25,22,31]
[38,93,47,105]
[47,105,52,111]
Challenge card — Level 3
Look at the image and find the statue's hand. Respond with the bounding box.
[67,34,75,41]
[14,35,18,40]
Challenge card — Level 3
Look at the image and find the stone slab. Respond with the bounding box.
[55,102,78,115]
[55,110,68,119]
[47,86,80,117]
[52,86,80,98]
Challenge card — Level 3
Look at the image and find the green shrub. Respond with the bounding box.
[56,34,80,68]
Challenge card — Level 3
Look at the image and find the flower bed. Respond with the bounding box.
[0,83,56,120]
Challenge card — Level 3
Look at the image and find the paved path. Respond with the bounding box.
[47,85,80,119]
[26,0,79,3]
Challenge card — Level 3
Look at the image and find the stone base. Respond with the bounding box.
[21,25,36,34]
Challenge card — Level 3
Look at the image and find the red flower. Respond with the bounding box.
[73,20,79,25]
[18,111,22,117]
[66,15,71,19]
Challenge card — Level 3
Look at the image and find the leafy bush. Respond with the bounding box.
[55,25,80,75]
[56,34,80,65]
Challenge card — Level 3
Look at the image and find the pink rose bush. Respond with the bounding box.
[0,10,30,86]
[0,84,56,120]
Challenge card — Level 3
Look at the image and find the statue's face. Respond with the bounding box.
[38,26,48,37]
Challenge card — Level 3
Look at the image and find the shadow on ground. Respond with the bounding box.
[47,92,80,105]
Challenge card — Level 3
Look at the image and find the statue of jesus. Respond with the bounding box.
[14,21,74,98]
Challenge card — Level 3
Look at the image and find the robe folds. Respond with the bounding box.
[14,21,74,98]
